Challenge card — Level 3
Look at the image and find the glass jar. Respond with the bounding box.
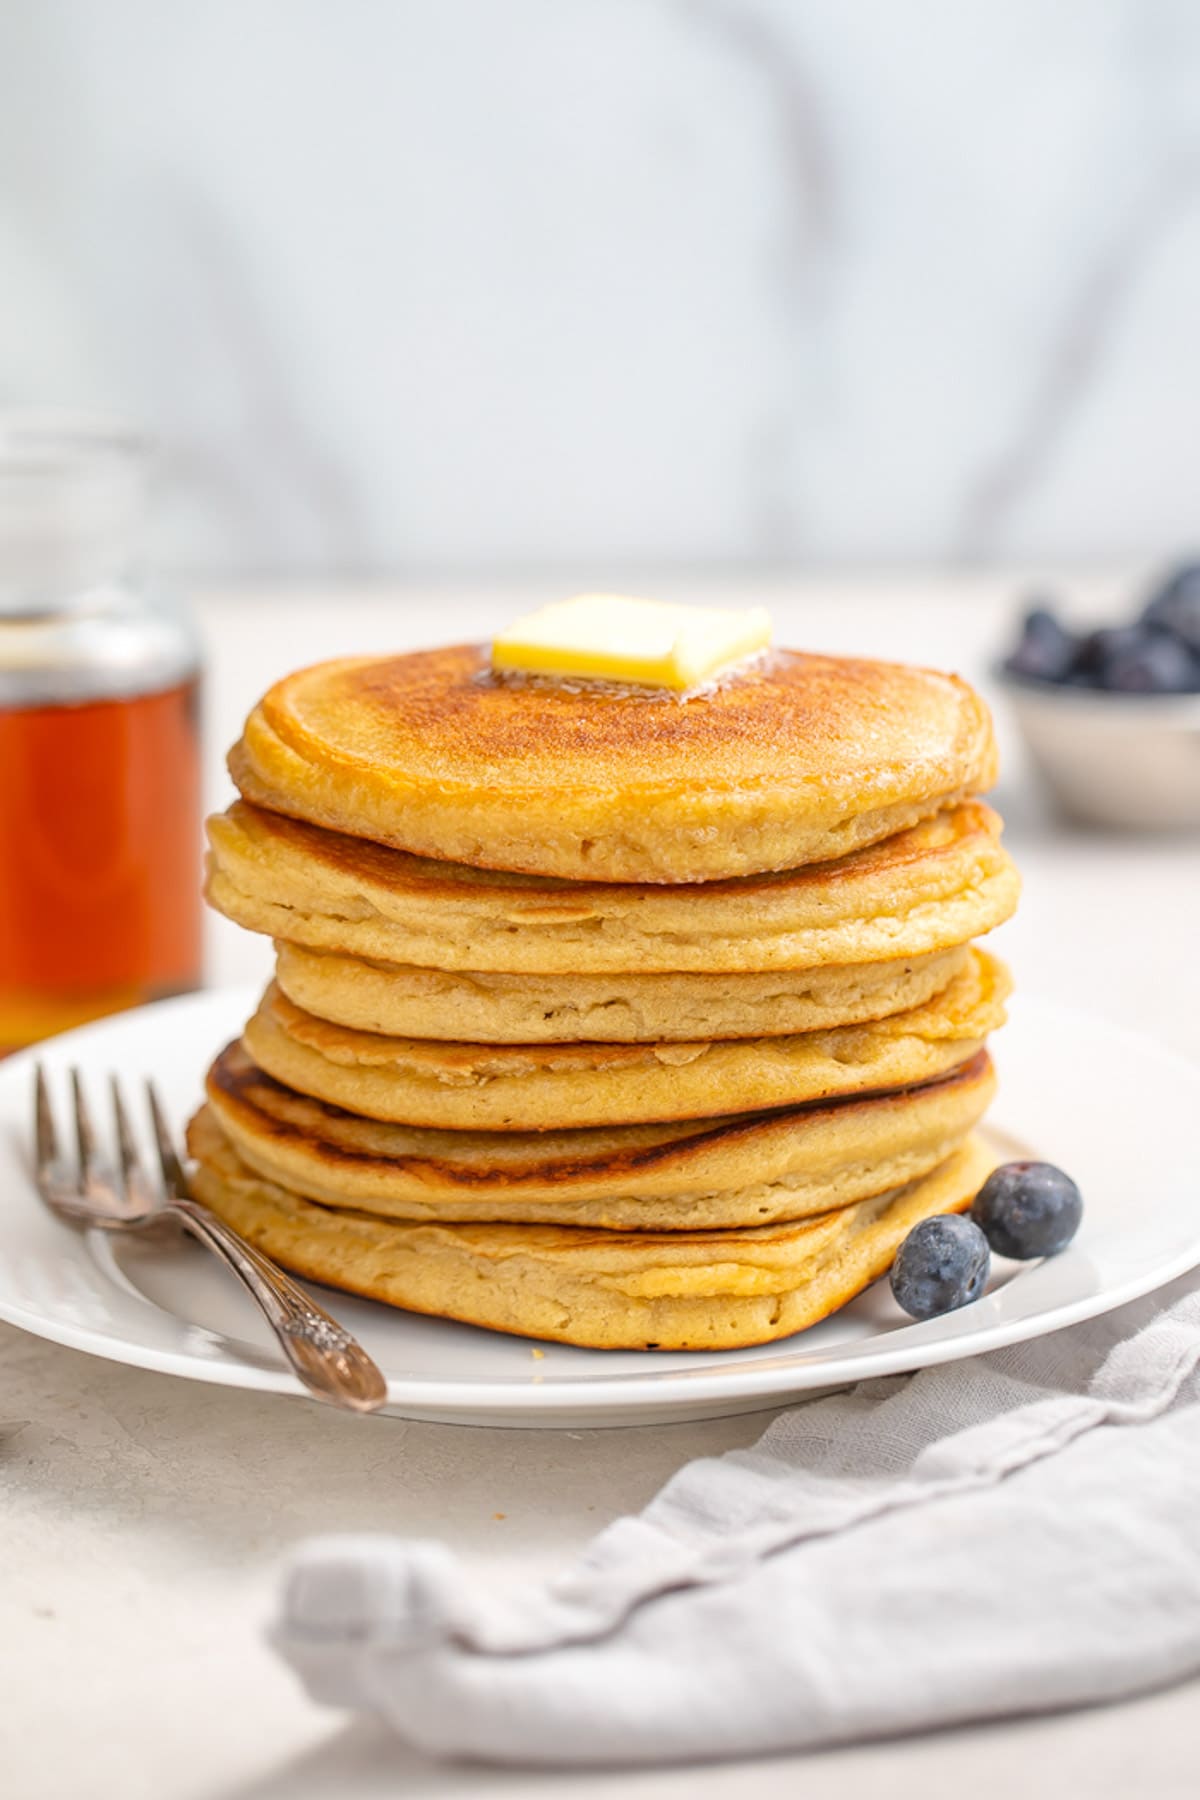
[0,419,203,1052]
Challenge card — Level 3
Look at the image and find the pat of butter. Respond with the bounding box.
[492,594,772,692]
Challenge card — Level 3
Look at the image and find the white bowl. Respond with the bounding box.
[998,673,1200,830]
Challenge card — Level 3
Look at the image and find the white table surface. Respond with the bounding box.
[5,577,1200,1800]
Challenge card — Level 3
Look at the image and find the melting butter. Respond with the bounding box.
[492,594,771,693]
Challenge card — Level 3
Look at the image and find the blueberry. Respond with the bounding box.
[1141,562,1200,653]
[1090,624,1200,694]
[1004,604,1079,684]
[890,1214,991,1321]
[1072,627,1110,685]
[971,1161,1082,1260]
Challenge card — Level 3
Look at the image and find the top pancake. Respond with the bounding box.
[229,643,998,883]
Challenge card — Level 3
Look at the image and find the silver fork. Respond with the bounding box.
[34,1068,388,1414]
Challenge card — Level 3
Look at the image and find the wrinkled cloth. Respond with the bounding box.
[270,1276,1200,1766]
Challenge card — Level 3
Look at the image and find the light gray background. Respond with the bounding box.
[4,0,1200,575]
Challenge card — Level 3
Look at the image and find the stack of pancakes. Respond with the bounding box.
[190,643,1018,1349]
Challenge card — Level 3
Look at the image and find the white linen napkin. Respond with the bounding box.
[270,1275,1200,1766]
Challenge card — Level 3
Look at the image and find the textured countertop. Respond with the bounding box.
[4,577,1199,1800]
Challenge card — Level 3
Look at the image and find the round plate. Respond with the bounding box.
[1,988,1197,1427]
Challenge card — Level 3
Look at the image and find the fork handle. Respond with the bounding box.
[167,1195,388,1413]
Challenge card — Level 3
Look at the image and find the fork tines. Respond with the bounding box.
[33,1066,178,1215]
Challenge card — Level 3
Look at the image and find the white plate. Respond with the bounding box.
[1,987,1197,1427]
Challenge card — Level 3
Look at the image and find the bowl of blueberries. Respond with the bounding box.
[999,561,1200,830]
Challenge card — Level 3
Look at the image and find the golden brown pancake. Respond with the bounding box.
[242,949,1009,1132]
[186,1112,1000,1349]
[272,941,972,1044]
[206,799,1018,975]
[202,1040,995,1229]
[228,644,998,883]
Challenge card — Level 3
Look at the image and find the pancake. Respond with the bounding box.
[242,948,1009,1132]
[202,1041,996,1229]
[273,941,972,1045]
[228,644,998,884]
[206,799,1018,975]
[186,1112,1001,1349]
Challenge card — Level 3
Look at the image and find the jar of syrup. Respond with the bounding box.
[0,421,202,1053]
